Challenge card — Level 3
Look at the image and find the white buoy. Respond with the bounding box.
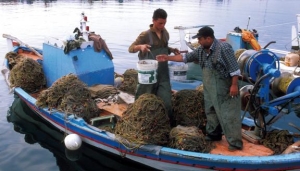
[64,134,82,150]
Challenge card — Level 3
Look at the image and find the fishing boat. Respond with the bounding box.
[7,95,158,171]
[2,13,300,171]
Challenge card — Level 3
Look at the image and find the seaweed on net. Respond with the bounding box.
[172,89,206,132]
[234,49,246,60]
[88,84,119,99]
[115,93,171,147]
[278,76,294,94]
[119,69,138,95]
[169,125,213,153]
[35,74,100,122]
[260,129,294,155]
[5,51,23,69]
[9,57,46,93]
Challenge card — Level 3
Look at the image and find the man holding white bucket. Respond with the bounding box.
[156,26,243,151]
[129,8,180,126]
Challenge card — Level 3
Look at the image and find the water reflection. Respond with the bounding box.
[7,96,157,171]
[0,0,57,5]
[0,0,178,4]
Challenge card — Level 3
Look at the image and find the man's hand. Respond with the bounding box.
[139,44,151,53]
[230,84,239,98]
[173,48,180,55]
[156,54,168,62]
[230,76,239,98]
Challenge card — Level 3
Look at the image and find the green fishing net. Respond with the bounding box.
[115,93,171,147]
[235,49,246,60]
[172,89,206,132]
[118,69,138,95]
[260,129,294,154]
[169,125,213,153]
[35,74,100,122]
[5,51,23,69]
[9,57,46,93]
[89,84,119,99]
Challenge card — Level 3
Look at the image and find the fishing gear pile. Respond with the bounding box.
[88,84,119,99]
[115,93,171,146]
[119,69,138,95]
[63,37,85,54]
[35,74,100,122]
[169,125,213,153]
[235,49,246,60]
[172,89,206,132]
[9,57,46,93]
[260,129,294,155]
[5,51,23,69]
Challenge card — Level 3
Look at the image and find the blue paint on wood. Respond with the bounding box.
[42,43,114,87]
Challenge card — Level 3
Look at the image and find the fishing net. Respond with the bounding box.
[9,57,46,93]
[88,84,119,99]
[63,38,85,54]
[98,125,115,133]
[235,49,246,60]
[172,89,206,132]
[260,129,294,155]
[115,93,171,147]
[169,125,213,153]
[119,69,138,95]
[5,51,23,69]
[35,74,100,122]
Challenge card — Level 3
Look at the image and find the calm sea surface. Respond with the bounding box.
[0,0,299,170]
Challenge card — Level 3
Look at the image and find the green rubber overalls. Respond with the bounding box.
[202,62,243,148]
[135,31,173,125]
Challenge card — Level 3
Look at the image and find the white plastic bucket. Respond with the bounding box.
[169,64,188,81]
[137,60,158,84]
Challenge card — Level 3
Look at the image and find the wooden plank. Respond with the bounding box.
[97,102,127,117]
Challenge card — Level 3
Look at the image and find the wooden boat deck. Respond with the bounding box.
[210,135,273,156]
[17,49,43,61]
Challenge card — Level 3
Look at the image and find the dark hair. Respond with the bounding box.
[152,8,167,20]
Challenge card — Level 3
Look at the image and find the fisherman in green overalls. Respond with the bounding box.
[156,26,243,151]
[128,8,180,126]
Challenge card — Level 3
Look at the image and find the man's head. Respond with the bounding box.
[153,8,167,20]
[152,8,167,31]
[192,26,215,39]
[192,26,215,49]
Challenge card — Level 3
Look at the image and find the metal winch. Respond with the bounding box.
[237,49,300,140]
